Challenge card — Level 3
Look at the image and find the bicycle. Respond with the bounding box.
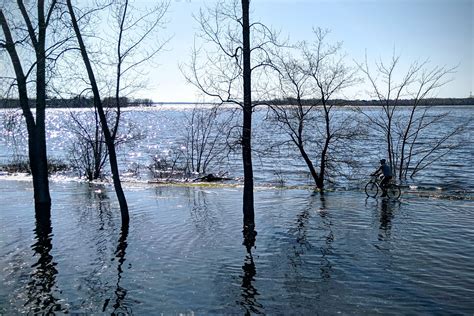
[365,175,401,199]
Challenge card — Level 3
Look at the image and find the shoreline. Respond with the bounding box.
[1,173,472,201]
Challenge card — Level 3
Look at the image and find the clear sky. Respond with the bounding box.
[138,0,473,102]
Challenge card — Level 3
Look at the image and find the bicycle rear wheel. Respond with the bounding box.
[365,181,379,198]
[386,184,401,199]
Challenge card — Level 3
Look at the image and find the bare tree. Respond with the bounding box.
[183,104,235,175]
[0,1,62,214]
[184,0,278,228]
[66,0,168,223]
[68,106,108,181]
[147,104,235,181]
[356,53,465,180]
[67,0,129,223]
[241,0,254,228]
[67,100,144,181]
[110,0,169,143]
[269,28,359,190]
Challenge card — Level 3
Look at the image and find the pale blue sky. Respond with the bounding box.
[140,0,473,102]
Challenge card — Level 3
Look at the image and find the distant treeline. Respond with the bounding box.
[269,97,474,107]
[0,96,154,109]
[1,96,473,109]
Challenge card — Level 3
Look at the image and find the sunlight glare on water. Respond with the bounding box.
[1,105,472,197]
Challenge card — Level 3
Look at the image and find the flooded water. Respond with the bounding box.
[1,105,473,313]
[1,179,473,314]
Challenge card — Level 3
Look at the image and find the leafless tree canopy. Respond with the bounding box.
[356,53,466,179]
[267,28,361,190]
[183,105,236,175]
[67,106,144,181]
[64,0,168,185]
[182,0,280,227]
[66,0,169,223]
[182,0,279,106]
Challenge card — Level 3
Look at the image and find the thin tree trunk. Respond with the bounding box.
[318,102,331,191]
[385,104,396,178]
[318,143,329,190]
[297,143,322,189]
[67,0,129,224]
[241,0,254,228]
[398,102,417,180]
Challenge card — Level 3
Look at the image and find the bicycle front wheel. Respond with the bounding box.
[386,184,401,199]
[365,181,379,198]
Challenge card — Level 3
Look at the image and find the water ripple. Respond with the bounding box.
[1,181,473,314]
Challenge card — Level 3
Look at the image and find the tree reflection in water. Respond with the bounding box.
[87,186,132,315]
[78,185,116,311]
[318,194,334,280]
[240,225,263,315]
[110,224,132,315]
[288,193,334,280]
[25,208,66,314]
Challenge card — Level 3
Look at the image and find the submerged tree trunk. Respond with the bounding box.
[34,1,52,209]
[317,102,331,191]
[241,0,254,228]
[297,143,323,190]
[30,131,51,208]
[67,0,129,224]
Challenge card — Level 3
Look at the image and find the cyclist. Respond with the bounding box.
[371,159,392,197]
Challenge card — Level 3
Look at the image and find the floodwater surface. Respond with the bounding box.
[1,180,473,314]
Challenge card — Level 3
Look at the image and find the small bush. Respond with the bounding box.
[48,158,70,174]
[0,160,30,173]
[148,153,188,180]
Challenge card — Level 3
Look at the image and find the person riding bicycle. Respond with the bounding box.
[371,159,393,197]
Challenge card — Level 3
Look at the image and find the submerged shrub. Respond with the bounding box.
[47,158,70,174]
[148,152,188,180]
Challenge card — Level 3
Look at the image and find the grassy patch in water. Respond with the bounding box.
[146,179,319,191]
[0,158,70,175]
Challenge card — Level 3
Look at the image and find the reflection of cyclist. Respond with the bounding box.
[371,159,393,197]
